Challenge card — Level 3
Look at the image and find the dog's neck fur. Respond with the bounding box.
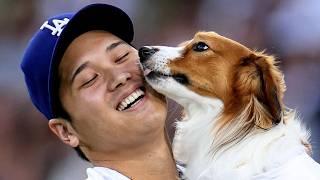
[173,94,310,179]
[173,95,223,177]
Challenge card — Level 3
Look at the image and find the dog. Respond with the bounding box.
[138,31,320,180]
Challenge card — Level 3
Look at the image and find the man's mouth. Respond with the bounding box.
[116,87,146,111]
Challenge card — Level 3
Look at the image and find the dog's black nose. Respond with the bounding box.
[138,46,158,63]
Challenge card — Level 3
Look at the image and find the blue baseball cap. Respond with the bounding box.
[21,4,134,120]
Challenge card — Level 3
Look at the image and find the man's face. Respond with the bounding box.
[58,31,167,155]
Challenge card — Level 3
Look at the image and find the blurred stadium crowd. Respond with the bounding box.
[0,0,319,179]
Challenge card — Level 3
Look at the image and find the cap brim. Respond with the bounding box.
[49,4,134,118]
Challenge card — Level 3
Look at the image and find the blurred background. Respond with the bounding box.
[0,0,319,179]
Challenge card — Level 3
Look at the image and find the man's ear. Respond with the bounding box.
[48,118,79,147]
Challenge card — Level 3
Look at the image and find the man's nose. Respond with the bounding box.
[109,72,131,90]
[138,46,158,63]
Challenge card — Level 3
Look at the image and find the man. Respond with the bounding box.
[21,4,183,180]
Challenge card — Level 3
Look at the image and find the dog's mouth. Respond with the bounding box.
[143,67,189,85]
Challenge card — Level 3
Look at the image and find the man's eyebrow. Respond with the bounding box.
[71,61,89,83]
[106,40,126,52]
[69,41,125,83]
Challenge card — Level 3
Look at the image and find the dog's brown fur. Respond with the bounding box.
[168,32,310,152]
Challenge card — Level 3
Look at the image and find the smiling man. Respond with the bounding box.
[21,4,182,180]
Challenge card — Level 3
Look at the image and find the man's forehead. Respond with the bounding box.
[66,30,123,52]
[59,31,117,68]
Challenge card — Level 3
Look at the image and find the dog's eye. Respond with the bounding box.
[192,42,209,52]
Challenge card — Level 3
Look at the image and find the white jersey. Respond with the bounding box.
[86,167,130,180]
[86,164,186,180]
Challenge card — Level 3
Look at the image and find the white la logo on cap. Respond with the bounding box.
[40,18,70,36]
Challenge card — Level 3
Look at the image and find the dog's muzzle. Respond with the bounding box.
[138,46,158,62]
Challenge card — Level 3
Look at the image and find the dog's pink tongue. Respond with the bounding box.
[144,68,152,76]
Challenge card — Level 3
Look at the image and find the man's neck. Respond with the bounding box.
[89,131,178,180]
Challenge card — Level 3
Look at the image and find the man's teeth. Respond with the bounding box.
[117,89,145,111]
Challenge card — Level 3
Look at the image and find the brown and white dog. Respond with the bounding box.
[138,32,320,180]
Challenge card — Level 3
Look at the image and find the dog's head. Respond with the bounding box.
[139,31,286,130]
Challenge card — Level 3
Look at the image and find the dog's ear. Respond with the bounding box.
[236,53,284,129]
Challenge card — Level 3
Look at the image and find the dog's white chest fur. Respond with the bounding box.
[174,101,320,180]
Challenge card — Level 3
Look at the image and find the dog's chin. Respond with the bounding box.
[144,71,185,102]
[143,71,171,96]
[143,78,166,101]
[144,71,170,90]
